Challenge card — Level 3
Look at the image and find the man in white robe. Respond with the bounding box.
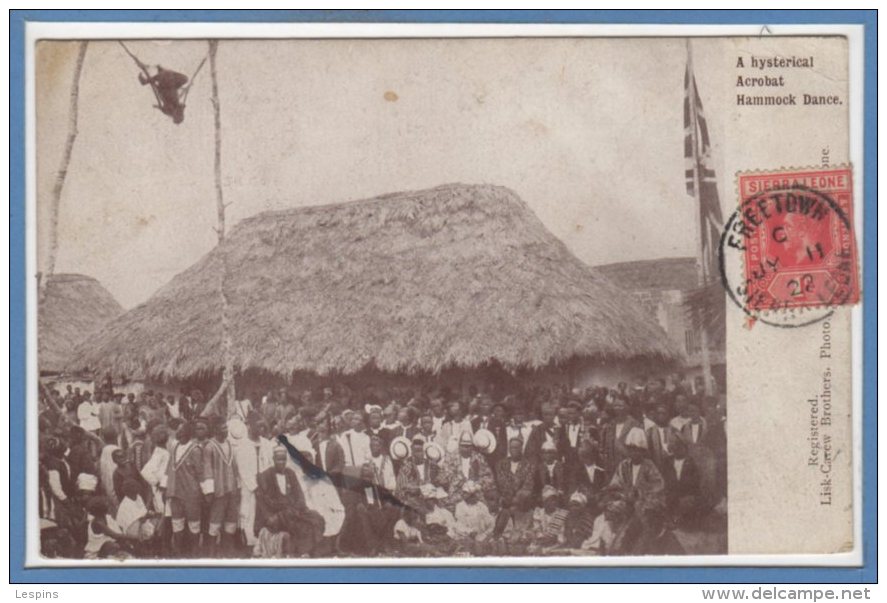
[233,419,274,547]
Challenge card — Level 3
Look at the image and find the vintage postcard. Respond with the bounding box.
[27,27,863,566]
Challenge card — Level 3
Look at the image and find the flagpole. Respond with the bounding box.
[686,39,713,397]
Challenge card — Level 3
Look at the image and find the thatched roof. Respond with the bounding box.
[72,184,679,381]
[39,273,124,373]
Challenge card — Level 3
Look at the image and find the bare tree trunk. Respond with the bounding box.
[40,41,88,304]
[203,40,237,417]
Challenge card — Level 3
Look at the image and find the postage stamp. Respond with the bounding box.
[728,167,858,315]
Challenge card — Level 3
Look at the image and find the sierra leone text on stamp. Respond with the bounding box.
[729,167,858,313]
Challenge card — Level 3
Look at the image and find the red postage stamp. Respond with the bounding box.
[734,167,859,312]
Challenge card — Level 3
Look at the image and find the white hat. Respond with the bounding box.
[424,441,444,463]
[364,404,382,415]
[569,491,588,505]
[389,436,411,461]
[541,485,560,500]
[458,431,474,445]
[624,427,648,450]
[462,480,480,495]
[419,484,447,500]
[473,429,497,454]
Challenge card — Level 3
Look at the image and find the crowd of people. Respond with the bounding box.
[38,374,726,560]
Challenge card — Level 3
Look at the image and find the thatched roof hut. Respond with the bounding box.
[72,184,678,382]
[39,273,124,374]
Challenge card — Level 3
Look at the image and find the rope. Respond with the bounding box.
[118,40,210,109]
[118,40,163,108]
[179,53,208,105]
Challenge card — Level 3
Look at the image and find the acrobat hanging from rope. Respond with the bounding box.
[119,41,207,125]
[138,65,189,124]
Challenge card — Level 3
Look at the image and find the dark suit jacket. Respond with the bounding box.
[494,457,537,508]
[255,467,310,531]
[536,459,567,494]
[316,438,345,475]
[660,456,701,503]
[567,463,608,497]
[600,417,641,473]
[645,424,677,469]
[525,424,567,461]
[679,420,710,447]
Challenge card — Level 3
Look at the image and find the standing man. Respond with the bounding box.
[600,398,641,474]
[314,415,345,476]
[166,421,208,557]
[646,404,677,470]
[340,412,371,473]
[77,391,101,435]
[203,418,240,557]
[440,401,473,448]
[233,418,274,550]
[471,397,507,468]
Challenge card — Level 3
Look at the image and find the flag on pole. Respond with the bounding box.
[684,53,724,284]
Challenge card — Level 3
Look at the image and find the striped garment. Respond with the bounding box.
[203,438,239,496]
[533,507,568,542]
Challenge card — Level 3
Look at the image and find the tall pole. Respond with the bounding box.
[41,41,88,305]
[204,39,237,416]
[686,39,713,396]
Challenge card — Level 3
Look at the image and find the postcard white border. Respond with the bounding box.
[24,20,865,568]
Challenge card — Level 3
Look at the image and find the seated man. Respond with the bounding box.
[255,447,325,557]
[562,491,596,549]
[115,479,161,556]
[608,427,665,506]
[444,431,496,510]
[529,485,568,550]
[493,436,536,539]
[453,480,495,542]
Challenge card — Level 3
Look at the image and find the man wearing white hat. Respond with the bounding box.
[536,440,567,497]
[453,480,494,542]
[608,426,665,504]
[531,485,568,547]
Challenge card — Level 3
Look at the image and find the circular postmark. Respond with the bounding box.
[718,181,856,328]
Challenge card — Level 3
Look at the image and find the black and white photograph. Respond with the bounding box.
[41,33,851,564]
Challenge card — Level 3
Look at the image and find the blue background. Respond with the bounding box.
[9,9,878,584]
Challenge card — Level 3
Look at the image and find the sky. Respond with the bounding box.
[36,37,727,309]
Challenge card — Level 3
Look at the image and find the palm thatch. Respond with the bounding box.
[39,273,124,374]
[71,184,679,381]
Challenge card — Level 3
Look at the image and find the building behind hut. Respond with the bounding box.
[595,257,726,394]
[71,184,681,401]
[38,273,124,377]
